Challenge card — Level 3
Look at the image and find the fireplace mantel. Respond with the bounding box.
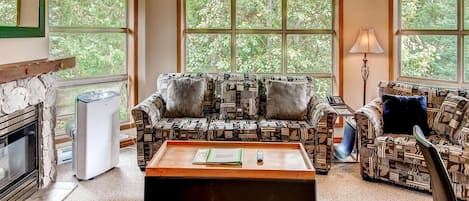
[0,58,75,84]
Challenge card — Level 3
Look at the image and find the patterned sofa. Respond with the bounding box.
[131,73,337,173]
[355,81,469,200]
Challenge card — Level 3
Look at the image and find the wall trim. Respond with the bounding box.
[388,0,394,80]
[177,0,182,73]
[339,0,344,97]
[127,0,139,126]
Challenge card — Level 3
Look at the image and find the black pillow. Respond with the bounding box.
[382,94,430,135]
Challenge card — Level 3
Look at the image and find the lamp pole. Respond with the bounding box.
[361,53,369,106]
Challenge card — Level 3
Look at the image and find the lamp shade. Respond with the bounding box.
[349,28,384,54]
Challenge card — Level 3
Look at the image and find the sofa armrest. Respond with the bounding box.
[307,95,337,129]
[354,97,383,146]
[131,92,165,127]
[307,95,337,173]
[131,92,166,168]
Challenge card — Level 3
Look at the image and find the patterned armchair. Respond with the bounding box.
[132,73,337,173]
[355,81,469,200]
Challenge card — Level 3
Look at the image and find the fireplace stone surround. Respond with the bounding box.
[0,58,75,198]
[0,73,57,187]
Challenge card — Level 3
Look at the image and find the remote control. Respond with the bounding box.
[257,150,263,162]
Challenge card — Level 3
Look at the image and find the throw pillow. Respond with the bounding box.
[165,78,206,118]
[433,93,469,137]
[382,94,430,135]
[266,80,308,120]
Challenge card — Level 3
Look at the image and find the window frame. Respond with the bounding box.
[48,0,138,131]
[178,0,337,95]
[395,0,468,87]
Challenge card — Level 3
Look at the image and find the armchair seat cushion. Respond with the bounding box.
[154,118,208,140]
[376,134,469,176]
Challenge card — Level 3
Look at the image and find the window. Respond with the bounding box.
[48,0,130,135]
[397,0,469,85]
[0,0,17,26]
[181,0,335,97]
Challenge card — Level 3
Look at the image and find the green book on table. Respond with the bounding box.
[192,148,243,165]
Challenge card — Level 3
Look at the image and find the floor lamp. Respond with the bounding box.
[349,28,384,105]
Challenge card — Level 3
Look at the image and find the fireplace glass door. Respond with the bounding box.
[0,122,37,192]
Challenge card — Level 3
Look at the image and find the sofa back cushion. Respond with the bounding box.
[265,80,308,120]
[259,75,314,116]
[215,74,258,120]
[157,73,215,115]
[433,93,469,142]
[165,78,206,118]
[378,81,469,131]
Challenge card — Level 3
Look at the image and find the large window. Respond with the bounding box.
[181,0,335,97]
[397,0,469,85]
[48,0,130,135]
[0,0,17,26]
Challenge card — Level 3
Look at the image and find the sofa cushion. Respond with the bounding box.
[207,119,258,141]
[154,118,208,140]
[258,119,314,142]
[382,94,430,135]
[433,93,469,138]
[216,74,258,120]
[165,78,206,118]
[266,80,308,120]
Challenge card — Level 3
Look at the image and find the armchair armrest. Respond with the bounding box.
[355,97,384,180]
[354,97,383,146]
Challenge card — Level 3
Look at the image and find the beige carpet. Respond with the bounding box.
[27,182,78,201]
[55,145,432,201]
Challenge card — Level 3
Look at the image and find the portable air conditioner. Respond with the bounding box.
[72,91,120,180]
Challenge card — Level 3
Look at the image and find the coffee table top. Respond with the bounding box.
[146,140,315,180]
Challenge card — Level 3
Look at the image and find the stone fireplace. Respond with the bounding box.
[0,58,75,200]
[0,73,57,199]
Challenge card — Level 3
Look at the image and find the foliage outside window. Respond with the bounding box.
[48,0,129,135]
[398,0,469,84]
[183,0,334,97]
[0,0,17,26]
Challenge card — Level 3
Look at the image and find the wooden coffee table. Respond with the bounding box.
[145,140,316,201]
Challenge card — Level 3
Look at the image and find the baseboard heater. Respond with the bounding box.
[57,145,72,165]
